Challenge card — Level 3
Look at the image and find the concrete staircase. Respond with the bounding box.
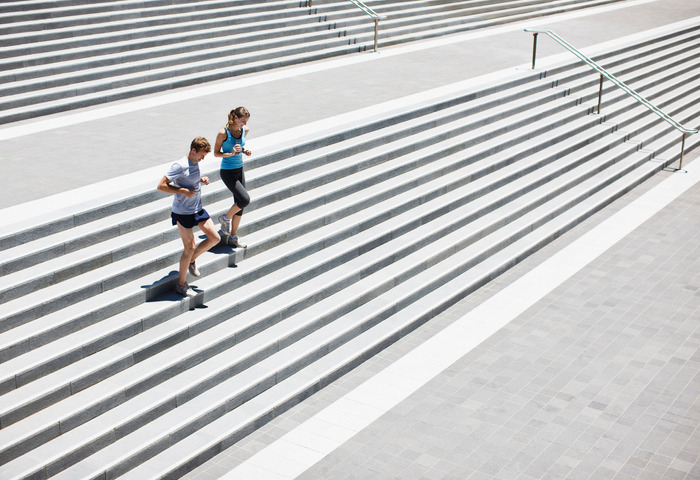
[0,0,628,124]
[0,22,699,480]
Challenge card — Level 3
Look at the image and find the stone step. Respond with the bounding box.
[1,35,695,320]
[0,15,332,69]
[0,108,620,420]
[0,31,362,107]
[0,0,632,123]
[0,75,561,303]
[0,75,588,370]
[115,148,673,480]
[2,83,697,465]
[344,0,626,36]
[0,140,669,479]
[0,40,696,395]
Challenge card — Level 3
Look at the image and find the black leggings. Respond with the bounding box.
[220,167,250,216]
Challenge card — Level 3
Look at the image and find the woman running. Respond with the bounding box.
[214,106,252,248]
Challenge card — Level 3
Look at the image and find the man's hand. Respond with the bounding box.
[201,176,210,185]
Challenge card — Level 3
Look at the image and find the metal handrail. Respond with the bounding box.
[348,0,384,19]
[309,0,387,52]
[525,28,697,169]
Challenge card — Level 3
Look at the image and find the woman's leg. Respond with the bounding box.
[225,203,241,220]
[230,214,242,237]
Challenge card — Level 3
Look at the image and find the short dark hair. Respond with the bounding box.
[190,136,211,153]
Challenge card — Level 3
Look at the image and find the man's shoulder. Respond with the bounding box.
[165,157,189,178]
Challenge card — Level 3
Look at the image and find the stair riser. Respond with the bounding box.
[374,0,624,43]
[0,8,316,48]
[566,50,700,105]
[1,15,323,60]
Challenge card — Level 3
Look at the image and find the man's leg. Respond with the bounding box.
[191,218,221,263]
[177,223,196,286]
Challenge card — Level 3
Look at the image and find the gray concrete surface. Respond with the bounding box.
[1,0,698,206]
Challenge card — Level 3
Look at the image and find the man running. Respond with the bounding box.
[157,137,220,296]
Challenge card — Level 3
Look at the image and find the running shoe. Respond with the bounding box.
[228,235,247,248]
[218,214,231,235]
[188,261,201,277]
[175,282,197,297]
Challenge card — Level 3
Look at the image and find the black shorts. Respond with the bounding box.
[171,209,210,229]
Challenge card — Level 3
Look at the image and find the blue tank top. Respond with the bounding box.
[220,127,245,170]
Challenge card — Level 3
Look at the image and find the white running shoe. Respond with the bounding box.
[188,261,201,277]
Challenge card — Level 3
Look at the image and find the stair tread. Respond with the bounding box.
[1,147,660,479]
[0,134,653,461]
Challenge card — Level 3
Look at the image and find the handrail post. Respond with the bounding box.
[597,74,603,114]
[373,17,379,52]
[679,132,687,171]
[531,33,538,69]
